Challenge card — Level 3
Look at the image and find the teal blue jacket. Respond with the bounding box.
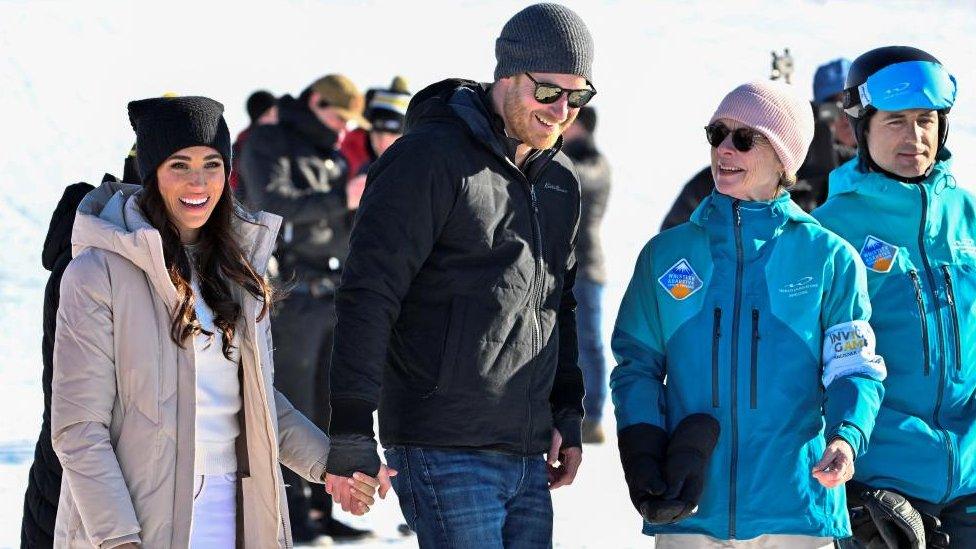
[611,191,886,540]
[813,155,976,504]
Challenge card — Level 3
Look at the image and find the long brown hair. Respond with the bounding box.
[139,174,274,360]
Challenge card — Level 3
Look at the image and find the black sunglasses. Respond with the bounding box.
[524,73,596,108]
[704,123,763,152]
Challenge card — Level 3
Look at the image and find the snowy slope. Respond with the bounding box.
[2,0,974,546]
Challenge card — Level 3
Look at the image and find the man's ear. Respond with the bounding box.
[308,91,322,111]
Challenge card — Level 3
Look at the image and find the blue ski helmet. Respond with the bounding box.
[813,58,851,103]
[843,46,957,170]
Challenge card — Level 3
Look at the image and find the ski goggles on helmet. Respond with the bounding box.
[843,60,957,118]
[524,73,597,108]
[705,122,763,152]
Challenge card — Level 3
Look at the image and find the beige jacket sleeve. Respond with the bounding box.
[51,251,142,547]
[274,389,332,483]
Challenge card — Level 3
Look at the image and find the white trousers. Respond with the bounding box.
[654,534,834,549]
[190,473,237,548]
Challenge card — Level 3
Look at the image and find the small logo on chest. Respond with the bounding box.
[658,259,704,300]
[779,276,817,297]
[860,235,899,273]
[543,181,568,194]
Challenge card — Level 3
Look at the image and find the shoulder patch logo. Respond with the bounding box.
[860,235,899,273]
[658,259,704,300]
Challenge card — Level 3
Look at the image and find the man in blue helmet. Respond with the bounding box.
[813,58,857,162]
[814,45,974,548]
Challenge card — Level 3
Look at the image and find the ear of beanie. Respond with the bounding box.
[709,81,815,177]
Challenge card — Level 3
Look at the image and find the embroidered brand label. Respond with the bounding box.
[543,181,568,194]
[779,276,817,298]
[860,235,899,273]
[658,259,704,301]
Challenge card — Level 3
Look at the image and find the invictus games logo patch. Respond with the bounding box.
[658,259,704,300]
[860,236,899,273]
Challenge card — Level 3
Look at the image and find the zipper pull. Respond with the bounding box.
[733,201,742,227]
[943,266,955,306]
[530,184,539,212]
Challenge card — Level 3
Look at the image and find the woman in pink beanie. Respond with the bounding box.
[611,80,886,548]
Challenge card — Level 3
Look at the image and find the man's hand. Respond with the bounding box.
[325,466,397,515]
[347,174,367,210]
[547,428,582,490]
[812,437,854,488]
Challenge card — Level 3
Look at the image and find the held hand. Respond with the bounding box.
[547,429,583,490]
[325,466,398,515]
[812,438,855,488]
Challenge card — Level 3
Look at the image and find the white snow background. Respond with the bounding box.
[1,0,974,547]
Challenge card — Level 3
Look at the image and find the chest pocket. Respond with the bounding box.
[941,262,975,383]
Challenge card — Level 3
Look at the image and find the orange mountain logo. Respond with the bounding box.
[658,259,704,301]
[859,236,899,273]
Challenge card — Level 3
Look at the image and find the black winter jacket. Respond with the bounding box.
[563,137,610,284]
[328,80,584,472]
[239,94,351,282]
[21,181,94,548]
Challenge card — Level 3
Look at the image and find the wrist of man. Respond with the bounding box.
[325,433,381,477]
[554,413,583,449]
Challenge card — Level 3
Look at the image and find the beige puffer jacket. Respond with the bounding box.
[51,180,330,548]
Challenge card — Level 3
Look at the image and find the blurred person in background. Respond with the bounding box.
[660,57,856,231]
[612,80,884,548]
[814,46,974,549]
[239,74,374,543]
[561,106,611,444]
[51,96,380,548]
[231,90,277,206]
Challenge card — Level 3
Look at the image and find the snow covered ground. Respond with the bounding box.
[1,0,974,547]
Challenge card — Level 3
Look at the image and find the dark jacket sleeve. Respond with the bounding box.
[660,167,713,231]
[239,128,347,224]
[550,172,585,448]
[328,136,456,437]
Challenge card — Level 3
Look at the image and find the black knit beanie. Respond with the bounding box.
[127,96,232,182]
[494,3,594,81]
[246,90,276,123]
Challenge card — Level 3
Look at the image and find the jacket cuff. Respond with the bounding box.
[328,397,377,437]
[554,413,583,449]
[325,433,381,477]
[101,532,141,548]
[828,423,865,459]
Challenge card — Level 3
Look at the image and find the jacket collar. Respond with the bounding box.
[828,150,956,201]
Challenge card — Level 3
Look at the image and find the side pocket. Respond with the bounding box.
[941,266,962,376]
[427,298,467,399]
[908,270,931,376]
[750,309,760,410]
[712,308,722,408]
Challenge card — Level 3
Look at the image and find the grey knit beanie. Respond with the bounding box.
[494,3,594,82]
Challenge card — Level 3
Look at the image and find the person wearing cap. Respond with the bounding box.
[239,74,375,542]
[560,106,612,444]
[813,58,857,155]
[229,90,277,204]
[611,80,885,548]
[49,96,382,548]
[813,46,975,547]
[324,3,594,546]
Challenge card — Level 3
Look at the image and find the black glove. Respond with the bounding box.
[848,483,926,549]
[919,512,950,549]
[617,423,669,521]
[641,414,720,524]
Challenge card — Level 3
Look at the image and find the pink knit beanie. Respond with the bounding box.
[709,80,815,177]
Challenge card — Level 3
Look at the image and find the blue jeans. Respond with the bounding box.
[384,447,553,548]
[574,277,606,421]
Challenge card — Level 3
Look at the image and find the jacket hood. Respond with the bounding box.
[43,181,95,271]
[72,179,281,307]
[403,78,479,133]
[828,151,955,199]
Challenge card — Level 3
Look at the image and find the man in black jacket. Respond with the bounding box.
[561,107,611,444]
[239,73,370,542]
[325,4,593,546]
[21,181,93,548]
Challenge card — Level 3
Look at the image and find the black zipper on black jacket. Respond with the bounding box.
[712,308,722,408]
[916,185,955,503]
[750,309,760,409]
[729,200,743,539]
[908,270,931,375]
[942,266,962,373]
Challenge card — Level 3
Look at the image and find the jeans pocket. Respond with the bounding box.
[384,448,417,527]
[193,475,206,501]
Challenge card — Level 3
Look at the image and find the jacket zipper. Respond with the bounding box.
[908,270,931,375]
[525,181,545,452]
[750,309,760,409]
[712,308,722,408]
[729,200,743,539]
[916,185,955,503]
[942,266,962,373]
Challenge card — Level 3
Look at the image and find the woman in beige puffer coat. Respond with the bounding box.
[51,97,380,548]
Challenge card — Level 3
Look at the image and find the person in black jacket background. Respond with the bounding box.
[21,181,94,548]
[239,73,371,542]
[561,106,611,444]
[324,4,593,547]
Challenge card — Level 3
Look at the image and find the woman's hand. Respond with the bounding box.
[812,438,854,488]
[325,465,397,515]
